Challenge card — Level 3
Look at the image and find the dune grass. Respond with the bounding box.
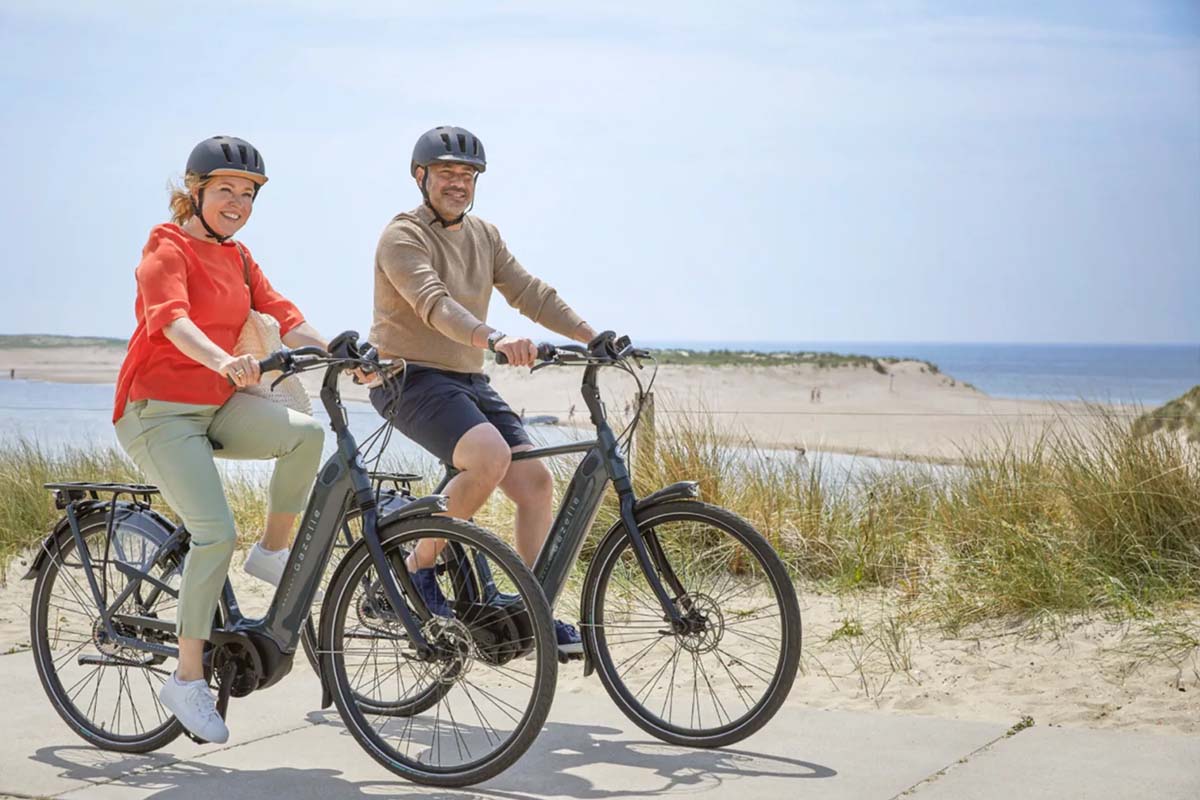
[2,408,1197,634]
[1134,385,1200,443]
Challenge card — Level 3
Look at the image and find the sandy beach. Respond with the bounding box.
[0,345,1126,462]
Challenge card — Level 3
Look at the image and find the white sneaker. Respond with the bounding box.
[244,543,323,601]
[244,543,289,585]
[160,673,229,744]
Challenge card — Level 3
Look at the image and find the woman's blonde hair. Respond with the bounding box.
[167,173,212,225]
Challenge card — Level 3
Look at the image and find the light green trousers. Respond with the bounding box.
[114,393,325,640]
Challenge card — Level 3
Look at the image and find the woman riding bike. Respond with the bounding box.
[112,135,333,744]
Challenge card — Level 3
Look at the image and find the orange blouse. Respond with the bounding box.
[112,223,305,422]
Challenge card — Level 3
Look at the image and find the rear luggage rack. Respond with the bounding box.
[368,472,422,495]
[44,481,160,509]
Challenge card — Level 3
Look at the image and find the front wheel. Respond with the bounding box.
[321,516,557,787]
[582,500,801,748]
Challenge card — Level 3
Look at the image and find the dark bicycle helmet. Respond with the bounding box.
[187,135,268,187]
[410,126,486,227]
[185,135,267,243]
[410,126,487,176]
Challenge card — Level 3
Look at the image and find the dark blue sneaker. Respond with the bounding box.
[555,619,583,657]
[410,567,452,617]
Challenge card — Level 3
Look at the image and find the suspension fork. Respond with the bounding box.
[601,426,685,628]
[641,526,689,600]
[357,504,435,658]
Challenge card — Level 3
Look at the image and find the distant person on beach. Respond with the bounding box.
[367,125,597,657]
[111,136,334,744]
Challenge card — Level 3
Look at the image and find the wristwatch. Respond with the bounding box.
[486,330,507,352]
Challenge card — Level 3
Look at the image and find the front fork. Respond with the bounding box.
[354,504,438,660]
[605,438,686,630]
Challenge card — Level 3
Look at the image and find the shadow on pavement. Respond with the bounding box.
[28,714,833,799]
[29,744,477,800]
[310,710,837,798]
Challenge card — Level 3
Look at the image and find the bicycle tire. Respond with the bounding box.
[582,500,801,748]
[320,515,557,786]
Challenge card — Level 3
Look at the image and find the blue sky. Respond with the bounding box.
[1,1,1197,344]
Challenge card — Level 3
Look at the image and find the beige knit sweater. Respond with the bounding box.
[369,205,585,373]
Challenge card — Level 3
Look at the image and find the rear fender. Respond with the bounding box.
[22,502,176,580]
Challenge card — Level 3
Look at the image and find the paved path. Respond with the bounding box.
[2,650,1196,799]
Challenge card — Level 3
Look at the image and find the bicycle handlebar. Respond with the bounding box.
[257,345,328,375]
[225,332,393,387]
[493,331,649,367]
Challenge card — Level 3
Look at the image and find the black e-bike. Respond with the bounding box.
[314,331,803,749]
[25,333,558,787]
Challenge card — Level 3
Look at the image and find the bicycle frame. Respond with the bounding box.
[435,361,692,627]
[56,357,445,677]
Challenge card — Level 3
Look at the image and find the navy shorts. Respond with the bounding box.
[370,365,531,465]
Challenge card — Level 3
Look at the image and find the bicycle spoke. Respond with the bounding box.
[713,644,778,683]
[457,678,503,747]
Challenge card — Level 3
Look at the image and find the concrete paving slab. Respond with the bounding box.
[907,724,1200,800]
[0,649,325,798]
[47,686,1008,799]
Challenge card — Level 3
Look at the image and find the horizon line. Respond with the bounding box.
[2,332,1197,349]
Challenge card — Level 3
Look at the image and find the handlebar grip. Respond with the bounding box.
[494,343,557,366]
[258,351,288,374]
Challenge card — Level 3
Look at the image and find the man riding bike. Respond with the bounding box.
[368,125,597,656]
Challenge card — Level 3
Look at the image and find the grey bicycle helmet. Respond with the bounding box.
[185,135,267,243]
[410,126,486,176]
[410,126,486,227]
[187,135,268,187]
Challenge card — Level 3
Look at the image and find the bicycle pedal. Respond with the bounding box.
[182,728,209,745]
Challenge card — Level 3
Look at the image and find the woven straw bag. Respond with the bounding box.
[231,244,312,416]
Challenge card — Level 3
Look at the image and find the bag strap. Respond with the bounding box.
[234,242,254,310]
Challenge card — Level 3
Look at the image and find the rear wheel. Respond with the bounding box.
[321,515,557,787]
[30,513,186,752]
[583,501,801,748]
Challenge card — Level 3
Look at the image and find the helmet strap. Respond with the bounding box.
[191,189,231,243]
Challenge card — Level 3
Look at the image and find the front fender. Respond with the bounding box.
[634,481,699,512]
[377,494,449,527]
